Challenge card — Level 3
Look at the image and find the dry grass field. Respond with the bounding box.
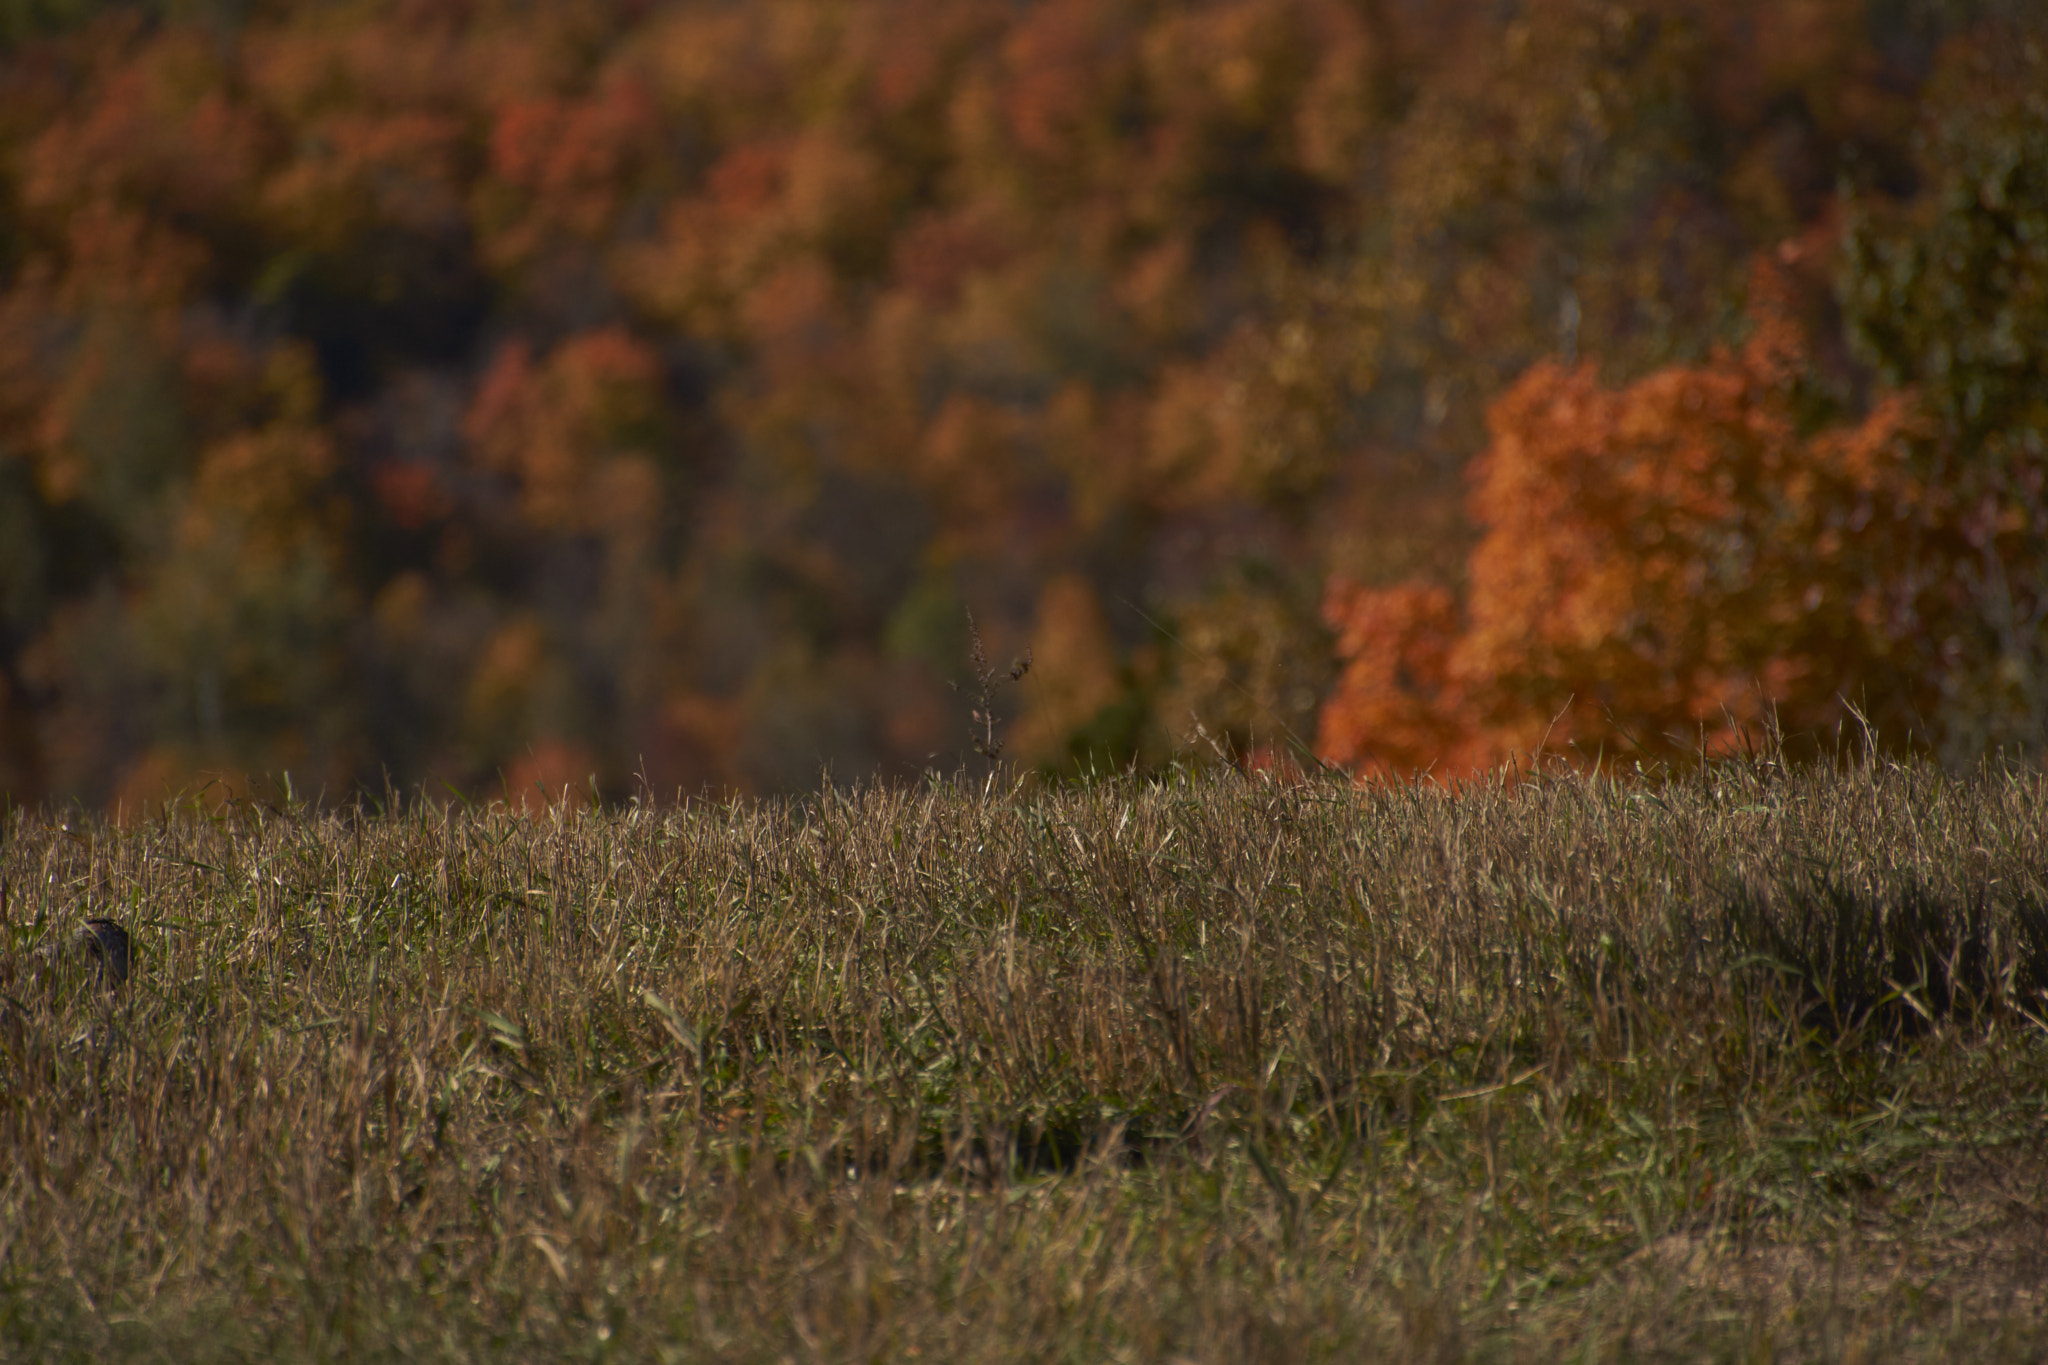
[3,755,2046,1362]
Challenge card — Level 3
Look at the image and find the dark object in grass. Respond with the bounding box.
[0,917,130,1038]
[1721,873,2048,1040]
[67,917,132,988]
[26,917,132,992]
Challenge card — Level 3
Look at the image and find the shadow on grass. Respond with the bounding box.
[1721,871,2048,1040]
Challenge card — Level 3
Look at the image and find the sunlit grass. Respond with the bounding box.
[3,757,2045,1361]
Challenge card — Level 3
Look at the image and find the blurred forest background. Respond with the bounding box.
[0,0,2041,807]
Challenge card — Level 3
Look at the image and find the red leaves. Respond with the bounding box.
[464,330,665,535]
[1320,256,1945,780]
[1314,581,1492,781]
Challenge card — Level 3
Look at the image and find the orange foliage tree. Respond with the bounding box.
[1319,255,1978,780]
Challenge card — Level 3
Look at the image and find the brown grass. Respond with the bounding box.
[2,755,2046,1362]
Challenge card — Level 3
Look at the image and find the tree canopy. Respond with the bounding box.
[0,0,2037,805]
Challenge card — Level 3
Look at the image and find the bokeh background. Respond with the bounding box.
[0,0,2041,807]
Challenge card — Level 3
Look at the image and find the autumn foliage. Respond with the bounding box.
[0,0,2037,806]
[1320,30,2048,781]
[1320,246,2044,778]
[1324,262,1906,776]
